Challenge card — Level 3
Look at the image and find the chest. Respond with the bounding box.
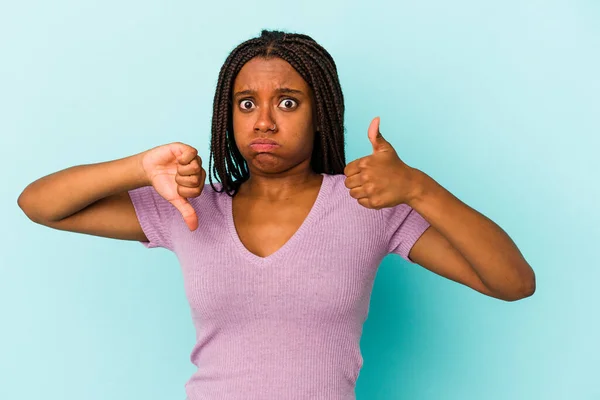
[231,194,315,258]
[175,188,389,324]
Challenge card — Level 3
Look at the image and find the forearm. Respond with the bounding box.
[18,152,149,222]
[407,168,536,298]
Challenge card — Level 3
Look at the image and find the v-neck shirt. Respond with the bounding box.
[128,172,430,400]
[226,174,328,266]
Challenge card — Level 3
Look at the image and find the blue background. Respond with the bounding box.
[2,1,599,399]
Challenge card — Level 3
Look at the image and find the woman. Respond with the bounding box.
[17,30,535,400]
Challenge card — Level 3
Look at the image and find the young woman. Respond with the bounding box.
[18,30,535,400]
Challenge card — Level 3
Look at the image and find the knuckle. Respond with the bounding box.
[371,197,383,208]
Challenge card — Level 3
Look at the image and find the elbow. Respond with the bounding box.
[17,191,30,217]
[522,267,536,297]
[512,283,535,301]
[17,191,43,224]
[17,186,33,211]
[504,270,536,302]
[524,273,536,297]
[521,278,536,299]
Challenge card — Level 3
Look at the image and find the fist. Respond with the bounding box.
[344,117,419,209]
[141,142,205,230]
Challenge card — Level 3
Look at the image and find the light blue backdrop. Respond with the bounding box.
[2,1,598,399]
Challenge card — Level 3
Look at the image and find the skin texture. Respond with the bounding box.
[229,56,324,258]
[231,56,321,201]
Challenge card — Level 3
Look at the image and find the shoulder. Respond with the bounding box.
[324,173,350,198]
[324,173,379,208]
[323,173,385,219]
[186,180,230,216]
[324,173,417,222]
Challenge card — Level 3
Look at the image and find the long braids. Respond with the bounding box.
[208,30,346,197]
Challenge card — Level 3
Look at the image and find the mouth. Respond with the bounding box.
[249,143,280,152]
[249,138,280,152]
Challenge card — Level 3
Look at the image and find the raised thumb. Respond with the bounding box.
[368,117,383,151]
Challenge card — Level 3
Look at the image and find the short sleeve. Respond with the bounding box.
[385,204,431,263]
[128,185,175,251]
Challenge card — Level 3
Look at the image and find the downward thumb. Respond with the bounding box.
[171,197,199,231]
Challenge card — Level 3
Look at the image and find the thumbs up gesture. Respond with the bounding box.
[343,117,422,209]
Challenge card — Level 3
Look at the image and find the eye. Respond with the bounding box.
[239,99,255,110]
[278,98,298,110]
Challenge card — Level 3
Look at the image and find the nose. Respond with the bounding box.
[254,106,277,133]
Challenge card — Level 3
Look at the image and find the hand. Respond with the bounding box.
[140,142,206,230]
[343,117,420,209]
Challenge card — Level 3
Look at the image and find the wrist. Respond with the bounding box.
[406,167,433,208]
[131,151,151,187]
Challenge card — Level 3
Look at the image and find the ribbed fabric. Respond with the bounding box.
[128,173,430,400]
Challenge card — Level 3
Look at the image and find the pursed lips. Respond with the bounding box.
[250,138,279,145]
[249,138,280,152]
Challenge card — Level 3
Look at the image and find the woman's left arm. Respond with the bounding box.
[407,168,536,301]
[344,117,536,301]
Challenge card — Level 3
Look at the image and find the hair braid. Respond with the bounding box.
[208,30,346,197]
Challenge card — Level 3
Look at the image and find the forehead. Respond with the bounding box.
[233,57,308,91]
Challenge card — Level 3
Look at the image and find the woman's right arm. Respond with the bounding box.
[17,152,151,242]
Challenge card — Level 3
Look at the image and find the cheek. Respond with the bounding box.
[231,109,244,129]
[289,107,313,129]
[231,110,253,138]
[230,111,246,149]
[297,116,315,140]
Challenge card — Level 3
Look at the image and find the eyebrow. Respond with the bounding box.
[233,87,305,99]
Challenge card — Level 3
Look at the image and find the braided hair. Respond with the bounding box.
[208,29,347,197]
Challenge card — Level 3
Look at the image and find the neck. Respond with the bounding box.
[238,171,322,201]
